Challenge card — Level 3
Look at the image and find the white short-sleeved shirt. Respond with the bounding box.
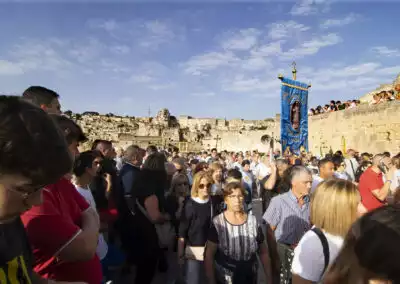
[311,176,324,193]
[391,169,400,192]
[75,185,108,260]
[291,228,344,282]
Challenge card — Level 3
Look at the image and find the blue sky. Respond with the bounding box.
[0,1,399,119]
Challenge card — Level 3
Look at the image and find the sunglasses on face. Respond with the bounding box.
[177,182,188,187]
[198,183,211,189]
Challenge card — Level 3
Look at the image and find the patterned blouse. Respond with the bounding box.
[208,213,264,284]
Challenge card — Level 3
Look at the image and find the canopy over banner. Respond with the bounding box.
[279,76,310,156]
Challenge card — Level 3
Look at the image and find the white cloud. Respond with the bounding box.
[268,21,310,39]
[290,0,317,16]
[88,18,183,50]
[128,61,170,85]
[0,60,24,75]
[139,20,180,49]
[222,75,280,93]
[9,40,73,73]
[372,46,400,57]
[100,60,130,73]
[337,62,380,77]
[301,62,399,92]
[290,0,330,16]
[191,92,216,97]
[184,51,238,75]
[149,82,175,90]
[88,19,119,32]
[251,41,283,57]
[321,13,358,29]
[281,33,342,59]
[302,62,381,81]
[130,74,154,83]
[69,38,104,63]
[221,28,261,51]
[110,45,131,55]
[241,57,272,71]
[375,66,400,76]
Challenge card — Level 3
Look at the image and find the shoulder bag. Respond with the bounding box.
[136,199,176,249]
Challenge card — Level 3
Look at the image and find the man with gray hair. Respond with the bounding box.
[117,145,145,266]
[263,166,313,283]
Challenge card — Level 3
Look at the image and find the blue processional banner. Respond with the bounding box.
[280,77,309,156]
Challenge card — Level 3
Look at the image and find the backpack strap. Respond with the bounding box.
[311,227,330,276]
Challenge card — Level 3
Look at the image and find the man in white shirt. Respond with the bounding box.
[311,158,335,193]
[344,149,359,182]
[73,151,108,262]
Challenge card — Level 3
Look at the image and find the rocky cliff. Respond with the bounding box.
[72,108,279,152]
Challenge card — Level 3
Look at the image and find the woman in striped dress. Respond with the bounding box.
[204,182,273,284]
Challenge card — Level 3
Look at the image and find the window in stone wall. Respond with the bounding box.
[261,134,271,144]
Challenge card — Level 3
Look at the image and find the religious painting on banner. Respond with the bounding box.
[279,77,309,156]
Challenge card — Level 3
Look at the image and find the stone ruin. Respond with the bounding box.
[72,109,279,152]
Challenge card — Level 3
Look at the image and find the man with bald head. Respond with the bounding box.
[359,154,392,211]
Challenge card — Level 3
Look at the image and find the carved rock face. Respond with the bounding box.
[156,108,170,122]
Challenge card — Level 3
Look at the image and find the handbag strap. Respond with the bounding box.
[210,199,213,227]
[136,199,151,221]
[311,227,330,276]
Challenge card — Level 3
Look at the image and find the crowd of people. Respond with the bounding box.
[1,85,400,284]
[308,89,400,116]
[308,100,361,116]
[369,90,399,106]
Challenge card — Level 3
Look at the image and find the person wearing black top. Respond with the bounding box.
[131,153,170,284]
[178,171,222,284]
[164,172,191,246]
[117,145,145,265]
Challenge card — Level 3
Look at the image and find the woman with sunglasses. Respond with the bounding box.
[165,173,191,249]
[178,171,221,284]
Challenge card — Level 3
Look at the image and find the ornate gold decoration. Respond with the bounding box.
[292,61,297,80]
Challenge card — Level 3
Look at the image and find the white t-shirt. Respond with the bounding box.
[311,176,324,193]
[334,171,351,181]
[292,228,344,282]
[75,185,108,260]
[255,163,271,179]
[391,169,400,192]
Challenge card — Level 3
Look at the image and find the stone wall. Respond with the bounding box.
[308,101,400,155]
[74,101,399,155]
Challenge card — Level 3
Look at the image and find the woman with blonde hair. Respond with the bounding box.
[178,171,222,284]
[291,179,366,283]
